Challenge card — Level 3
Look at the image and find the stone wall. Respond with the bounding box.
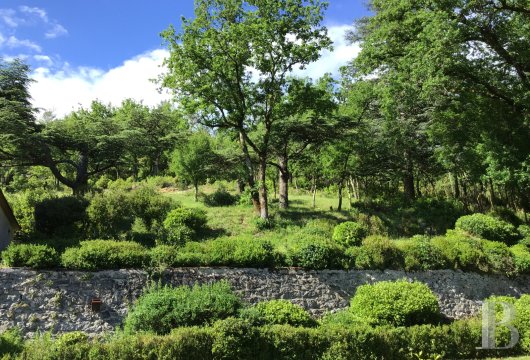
[1,268,529,337]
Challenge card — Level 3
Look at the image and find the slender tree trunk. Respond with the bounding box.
[194,181,199,202]
[452,172,460,199]
[403,151,415,201]
[239,131,260,213]
[272,175,277,200]
[488,178,496,209]
[337,179,343,211]
[258,158,269,220]
[312,176,317,209]
[237,179,245,194]
[346,180,353,209]
[278,153,289,209]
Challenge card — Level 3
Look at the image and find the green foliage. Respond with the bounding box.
[511,244,530,275]
[295,240,342,270]
[61,240,148,270]
[4,189,54,234]
[332,221,367,247]
[124,281,241,335]
[87,186,176,239]
[1,244,59,269]
[206,237,276,268]
[53,332,89,355]
[354,236,403,270]
[349,280,441,327]
[431,231,489,272]
[398,236,449,271]
[162,207,208,245]
[203,189,238,207]
[34,196,88,237]
[245,300,316,327]
[0,329,23,357]
[455,214,520,244]
[211,318,257,360]
[482,240,516,275]
[519,225,530,240]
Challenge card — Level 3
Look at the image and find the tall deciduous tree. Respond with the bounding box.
[161,0,331,219]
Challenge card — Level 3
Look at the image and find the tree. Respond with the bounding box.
[270,75,338,209]
[161,0,332,219]
[170,131,217,201]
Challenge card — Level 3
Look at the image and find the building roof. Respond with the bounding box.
[0,189,21,231]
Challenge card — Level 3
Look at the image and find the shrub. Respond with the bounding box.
[162,207,208,245]
[398,236,449,271]
[354,236,403,270]
[259,325,327,360]
[455,214,519,244]
[511,244,530,274]
[301,219,337,238]
[252,217,275,231]
[124,281,242,334]
[0,329,23,357]
[203,189,238,207]
[482,240,516,275]
[349,280,441,327]
[206,237,276,268]
[431,231,489,272]
[332,222,368,247]
[243,300,316,327]
[87,190,133,239]
[295,240,342,270]
[129,185,176,230]
[211,318,257,360]
[1,244,59,269]
[61,240,148,270]
[34,196,88,237]
[519,225,530,240]
[4,189,53,233]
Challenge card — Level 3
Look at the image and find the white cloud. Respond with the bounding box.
[45,23,68,39]
[6,35,41,52]
[33,54,53,66]
[0,9,19,27]
[19,6,48,22]
[29,49,172,117]
[293,25,359,79]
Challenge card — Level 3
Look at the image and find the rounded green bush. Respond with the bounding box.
[296,241,342,270]
[399,236,449,271]
[211,318,257,360]
[245,300,316,327]
[455,214,519,244]
[61,240,148,270]
[1,244,59,269]
[203,189,238,207]
[34,196,88,236]
[354,236,403,270]
[431,231,489,272]
[332,222,368,247]
[206,237,276,268]
[511,244,530,275]
[349,280,441,327]
[162,207,207,245]
[482,240,516,275]
[123,281,241,334]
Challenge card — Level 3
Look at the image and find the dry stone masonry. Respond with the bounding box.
[1,268,529,337]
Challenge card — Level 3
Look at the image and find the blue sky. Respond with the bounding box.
[0,1,369,116]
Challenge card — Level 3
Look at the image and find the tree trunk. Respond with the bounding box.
[194,181,199,202]
[403,151,415,201]
[452,172,460,199]
[237,179,245,194]
[278,153,289,209]
[239,131,260,213]
[258,158,269,220]
[488,178,496,209]
[346,180,353,209]
[312,176,317,209]
[337,179,343,211]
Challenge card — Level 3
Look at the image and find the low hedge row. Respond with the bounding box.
[6,320,514,360]
[3,230,530,275]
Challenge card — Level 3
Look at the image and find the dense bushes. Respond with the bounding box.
[349,280,441,327]
[455,214,520,244]
[12,320,489,360]
[123,281,241,334]
[332,221,367,247]
[61,240,148,270]
[34,196,89,237]
[203,189,238,207]
[1,244,59,269]
[161,208,208,245]
[242,300,316,327]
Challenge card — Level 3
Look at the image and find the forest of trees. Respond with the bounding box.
[0,0,528,220]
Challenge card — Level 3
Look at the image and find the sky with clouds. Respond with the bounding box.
[0,1,369,117]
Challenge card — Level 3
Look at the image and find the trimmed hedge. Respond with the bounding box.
[332,221,367,247]
[123,281,242,334]
[1,244,59,269]
[455,214,520,244]
[161,207,208,245]
[14,320,489,360]
[349,280,441,327]
[242,300,316,327]
[61,240,148,270]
